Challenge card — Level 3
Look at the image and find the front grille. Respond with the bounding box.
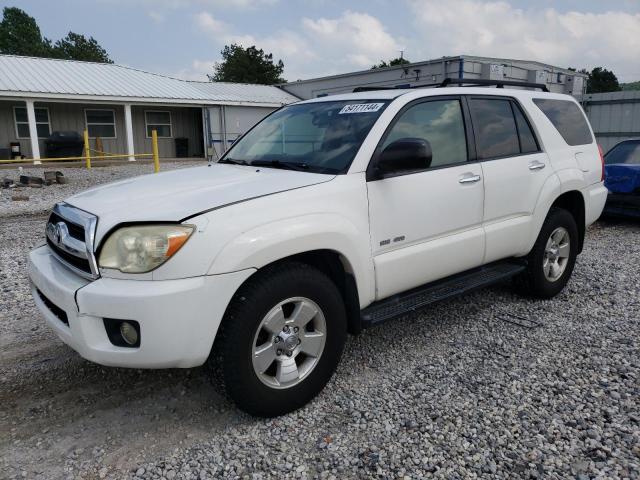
[46,203,98,279]
[36,288,69,325]
[47,237,92,274]
[48,211,85,240]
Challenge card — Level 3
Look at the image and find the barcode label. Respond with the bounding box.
[338,103,384,114]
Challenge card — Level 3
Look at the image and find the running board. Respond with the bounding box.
[360,261,526,328]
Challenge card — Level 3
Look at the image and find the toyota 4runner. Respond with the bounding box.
[28,82,607,416]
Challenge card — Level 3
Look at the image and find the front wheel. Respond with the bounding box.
[516,207,579,299]
[210,262,347,417]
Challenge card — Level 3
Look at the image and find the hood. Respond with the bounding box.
[604,164,640,194]
[66,164,333,241]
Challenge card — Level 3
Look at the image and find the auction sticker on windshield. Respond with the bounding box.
[339,103,385,114]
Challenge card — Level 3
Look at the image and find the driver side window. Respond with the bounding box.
[382,99,468,168]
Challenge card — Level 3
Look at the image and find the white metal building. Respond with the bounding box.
[0,54,299,160]
[578,90,640,152]
[282,55,588,99]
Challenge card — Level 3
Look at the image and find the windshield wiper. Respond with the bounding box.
[250,160,310,172]
[219,158,249,165]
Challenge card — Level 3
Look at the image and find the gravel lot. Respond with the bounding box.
[0,166,638,479]
[0,160,203,218]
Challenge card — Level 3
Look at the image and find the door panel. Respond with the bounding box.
[482,152,551,262]
[467,96,553,263]
[368,163,485,299]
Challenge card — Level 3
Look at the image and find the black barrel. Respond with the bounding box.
[45,131,84,158]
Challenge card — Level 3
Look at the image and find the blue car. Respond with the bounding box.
[604,139,640,218]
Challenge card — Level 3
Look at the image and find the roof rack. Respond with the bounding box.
[438,78,549,92]
[352,86,397,92]
[353,77,548,93]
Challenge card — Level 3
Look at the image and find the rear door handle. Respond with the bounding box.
[459,174,481,184]
[528,161,546,171]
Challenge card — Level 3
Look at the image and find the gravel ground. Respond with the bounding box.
[1,187,639,478]
[0,160,204,218]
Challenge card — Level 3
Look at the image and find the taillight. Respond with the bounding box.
[598,144,605,181]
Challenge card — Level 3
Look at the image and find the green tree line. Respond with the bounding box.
[0,6,112,63]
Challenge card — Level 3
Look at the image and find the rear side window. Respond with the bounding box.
[468,98,520,159]
[533,99,593,146]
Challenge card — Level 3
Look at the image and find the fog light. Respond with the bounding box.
[104,318,140,348]
[120,321,139,346]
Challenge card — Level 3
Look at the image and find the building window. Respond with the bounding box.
[85,109,116,138]
[145,111,172,138]
[14,106,51,139]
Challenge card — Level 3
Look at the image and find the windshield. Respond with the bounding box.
[605,140,640,165]
[220,100,389,174]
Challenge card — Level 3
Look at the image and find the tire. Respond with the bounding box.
[209,262,347,417]
[516,207,579,299]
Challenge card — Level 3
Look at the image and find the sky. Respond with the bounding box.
[4,0,640,83]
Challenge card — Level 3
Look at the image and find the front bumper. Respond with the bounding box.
[28,245,255,368]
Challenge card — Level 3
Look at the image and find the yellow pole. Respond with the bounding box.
[83,129,91,169]
[152,129,160,173]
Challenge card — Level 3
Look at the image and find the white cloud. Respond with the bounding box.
[200,0,278,8]
[302,11,400,68]
[148,10,165,23]
[406,0,640,80]
[166,59,217,81]
[195,11,229,35]
[119,0,278,9]
[192,9,402,80]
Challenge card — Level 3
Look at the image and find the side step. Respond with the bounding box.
[360,261,526,328]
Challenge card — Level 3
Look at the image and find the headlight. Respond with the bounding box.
[98,224,194,273]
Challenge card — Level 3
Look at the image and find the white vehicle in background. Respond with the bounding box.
[28,79,607,417]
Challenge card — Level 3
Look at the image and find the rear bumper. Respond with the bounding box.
[28,245,255,368]
[583,183,608,226]
[604,192,640,217]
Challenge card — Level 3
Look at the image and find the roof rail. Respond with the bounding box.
[352,86,397,92]
[352,78,549,94]
[439,77,549,92]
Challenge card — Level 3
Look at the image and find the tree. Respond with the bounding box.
[586,67,621,93]
[209,44,285,84]
[52,32,113,63]
[0,7,112,63]
[0,7,51,57]
[371,57,411,69]
[621,81,640,91]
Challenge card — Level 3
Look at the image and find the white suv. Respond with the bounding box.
[28,83,607,416]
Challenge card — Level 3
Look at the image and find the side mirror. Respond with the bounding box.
[371,138,432,180]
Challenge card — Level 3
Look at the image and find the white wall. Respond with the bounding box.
[205,105,276,158]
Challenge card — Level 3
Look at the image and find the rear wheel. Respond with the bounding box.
[211,262,347,417]
[516,208,578,298]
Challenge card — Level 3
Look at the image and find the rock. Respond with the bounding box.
[19,175,44,186]
[56,171,68,184]
[44,171,58,185]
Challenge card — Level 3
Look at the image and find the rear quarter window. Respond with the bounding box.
[533,99,593,146]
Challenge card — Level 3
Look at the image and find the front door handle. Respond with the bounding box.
[528,161,546,171]
[459,174,481,184]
